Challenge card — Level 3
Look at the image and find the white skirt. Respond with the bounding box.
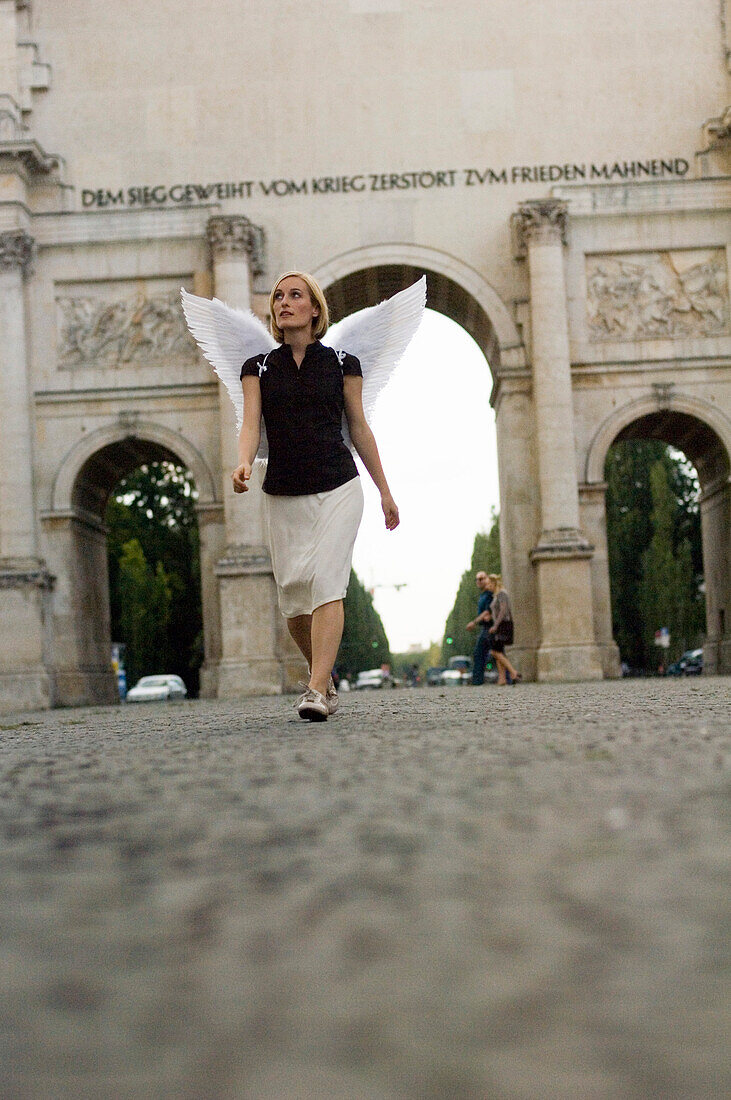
[263,475,364,618]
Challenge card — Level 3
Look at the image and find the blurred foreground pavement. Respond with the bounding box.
[1,679,729,1100]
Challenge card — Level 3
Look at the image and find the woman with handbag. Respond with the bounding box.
[486,574,521,685]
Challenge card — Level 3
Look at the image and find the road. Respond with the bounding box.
[1,678,729,1099]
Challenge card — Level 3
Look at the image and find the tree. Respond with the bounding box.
[337,570,391,676]
[106,462,203,693]
[442,513,501,663]
[117,538,173,687]
[605,441,704,669]
[639,461,703,665]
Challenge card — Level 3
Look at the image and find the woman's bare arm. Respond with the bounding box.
[343,375,399,530]
[232,375,262,493]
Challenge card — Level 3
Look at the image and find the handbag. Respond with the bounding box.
[494,619,514,646]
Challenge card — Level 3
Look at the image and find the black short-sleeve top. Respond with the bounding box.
[240,340,362,495]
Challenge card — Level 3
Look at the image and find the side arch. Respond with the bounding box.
[585,393,731,489]
[312,243,524,369]
[50,419,220,515]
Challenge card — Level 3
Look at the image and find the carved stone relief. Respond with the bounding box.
[56,283,198,369]
[586,249,729,341]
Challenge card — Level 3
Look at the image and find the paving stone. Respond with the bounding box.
[0,679,729,1099]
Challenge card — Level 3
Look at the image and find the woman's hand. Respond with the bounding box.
[232,462,252,493]
[381,493,399,531]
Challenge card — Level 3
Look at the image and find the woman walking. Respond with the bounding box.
[486,574,521,686]
[232,272,400,721]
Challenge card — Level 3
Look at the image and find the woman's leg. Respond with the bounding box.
[310,600,345,695]
[491,649,508,685]
[494,649,519,683]
[287,614,312,669]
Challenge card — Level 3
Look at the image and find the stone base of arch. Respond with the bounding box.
[530,542,605,682]
[0,560,55,714]
[37,509,120,709]
[534,644,605,683]
[212,546,307,698]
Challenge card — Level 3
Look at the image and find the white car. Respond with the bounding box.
[354,668,394,690]
[125,674,188,703]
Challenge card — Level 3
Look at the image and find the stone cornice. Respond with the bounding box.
[215,544,272,575]
[0,566,55,591]
[551,176,731,216]
[529,527,594,563]
[207,215,265,275]
[0,228,34,275]
[512,199,568,254]
[0,139,61,176]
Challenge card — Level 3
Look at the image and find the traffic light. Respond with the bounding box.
[446,636,453,645]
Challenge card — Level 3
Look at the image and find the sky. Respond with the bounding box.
[351,309,500,653]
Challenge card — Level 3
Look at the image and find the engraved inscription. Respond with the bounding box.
[586,249,729,341]
[57,289,197,368]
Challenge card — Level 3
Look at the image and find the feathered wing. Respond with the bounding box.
[324,276,426,447]
[180,288,275,459]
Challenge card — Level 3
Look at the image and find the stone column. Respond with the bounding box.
[0,230,54,711]
[579,482,622,678]
[513,201,603,681]
[207,215,283,696]
[699,474,731,675]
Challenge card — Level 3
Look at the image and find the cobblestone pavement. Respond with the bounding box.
[1,679,729,1100]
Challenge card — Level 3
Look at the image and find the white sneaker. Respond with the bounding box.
[326,677,339,715]
[296,686,328,722]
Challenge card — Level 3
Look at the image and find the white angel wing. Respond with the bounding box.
[181,288,275,459]
[324,276,427,439]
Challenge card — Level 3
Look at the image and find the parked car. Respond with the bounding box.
[354,668,395,690]
[426,666,446,686]
[440,668,466,685]
[125,674,188,702]
[666,649,703,676]
[442,655,472,685]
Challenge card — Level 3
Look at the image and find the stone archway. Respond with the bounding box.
[585,398,731,675]
[42,423,222,706]
[312,248,533,671]
[314,244,524,370]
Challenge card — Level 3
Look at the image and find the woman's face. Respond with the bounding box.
[272,276,319,337]
[485,577,496,593]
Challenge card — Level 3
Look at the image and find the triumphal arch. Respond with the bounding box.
[0,0,729,710]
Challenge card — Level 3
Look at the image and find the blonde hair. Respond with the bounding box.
[487,573,503,591]
[269,271,330,343]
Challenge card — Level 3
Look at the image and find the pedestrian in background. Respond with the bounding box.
[466,571,493,685]
[486,574,521,686]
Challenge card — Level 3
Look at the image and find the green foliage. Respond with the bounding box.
[391,640,443,679]
[338,570,391,676]
[106,462,203,693]
[605,441,704,669]
[442,513,501,663]
[117,539,173,686]
[638,461,704,663]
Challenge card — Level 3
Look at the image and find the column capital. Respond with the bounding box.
[512,199,568,254]
[0,229,35,276]
[207,215,265,276]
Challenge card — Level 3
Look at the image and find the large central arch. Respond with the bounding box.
[314,244,524,373]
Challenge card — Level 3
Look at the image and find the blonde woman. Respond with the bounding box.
[232,272,399,721]
[485,574,522,685]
